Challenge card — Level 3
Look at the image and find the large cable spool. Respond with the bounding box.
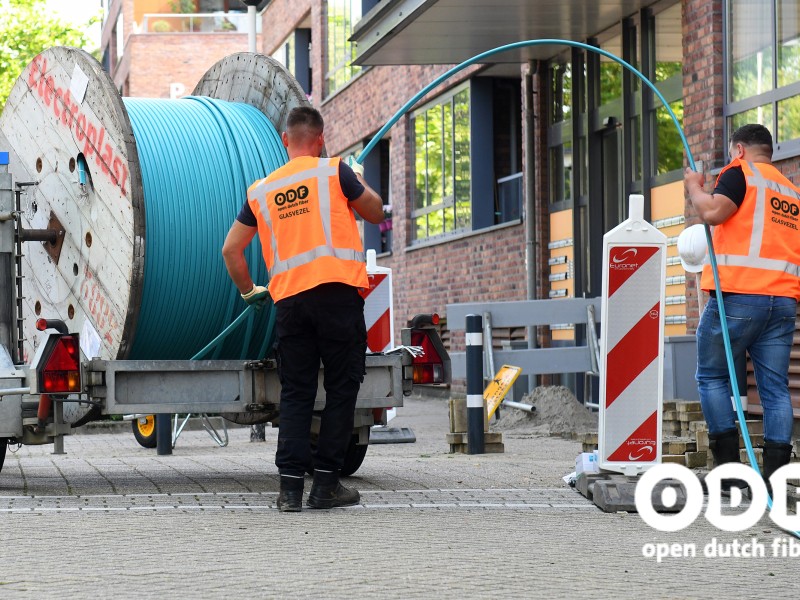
[0,47,309,366]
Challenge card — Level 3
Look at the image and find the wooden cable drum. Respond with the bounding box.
[0,47,309,366]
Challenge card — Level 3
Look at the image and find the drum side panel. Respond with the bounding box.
[0,47,144,362]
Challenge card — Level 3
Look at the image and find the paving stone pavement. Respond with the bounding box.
[0,395,797,598]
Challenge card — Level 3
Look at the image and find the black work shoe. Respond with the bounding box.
[277,489,303,512]
[707,428,748,497]
[720,479,750,499]
[306,478,361,508]
[762,441,794,497]
[277,474,304,512]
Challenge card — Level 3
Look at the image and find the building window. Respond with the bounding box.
[726,0,800,153]
[360,139,392,255]
[493,79,523,223]
[325,0,362,96]
[412,87,471,242]
[655,99,683,174]
[115,13,124,63]
[551,62,573,124]
[272,28,312,96]
[653,3,683,175]
[549,142,573,205]
[547,55,582,209]
[600,34,623,106]
[272,33,295,73]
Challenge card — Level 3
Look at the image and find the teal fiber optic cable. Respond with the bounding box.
[122,97,286,360]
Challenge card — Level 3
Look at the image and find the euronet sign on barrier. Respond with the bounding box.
[635,463,800,561]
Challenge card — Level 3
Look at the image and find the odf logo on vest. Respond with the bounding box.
[770,196,800,230]
[275,185,309,206]
[634,462,800,532]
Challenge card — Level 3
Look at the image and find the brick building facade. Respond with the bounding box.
[102,0,256,97]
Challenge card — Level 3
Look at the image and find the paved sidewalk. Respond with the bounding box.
[0,395,796,598]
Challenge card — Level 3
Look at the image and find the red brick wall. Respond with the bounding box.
[776,155,800,182]
[260,0,312,54]
[682,0,725,332]
[125,34,250,97]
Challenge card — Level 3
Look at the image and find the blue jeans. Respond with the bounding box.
[696,293,796,444]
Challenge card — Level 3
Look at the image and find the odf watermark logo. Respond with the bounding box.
[634,463,800,532]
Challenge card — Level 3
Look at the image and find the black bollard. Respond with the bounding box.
[466,314,485,454]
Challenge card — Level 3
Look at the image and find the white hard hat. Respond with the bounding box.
[677,224,708,273]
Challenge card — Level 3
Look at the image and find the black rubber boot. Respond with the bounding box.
[762,441,793,497]
[307,470,360,509]
[708,428,749,495]
[277,474,304,512]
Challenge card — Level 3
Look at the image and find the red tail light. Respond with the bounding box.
[410,330,445,384]
[41,336,81,393]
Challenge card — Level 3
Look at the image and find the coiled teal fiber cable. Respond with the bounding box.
[122,97,287,360]
[358,39,785,520]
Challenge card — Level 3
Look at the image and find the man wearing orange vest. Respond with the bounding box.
[684,124,799,494]
[222,106,384,512]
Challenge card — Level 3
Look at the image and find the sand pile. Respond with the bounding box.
[490,385,598,436]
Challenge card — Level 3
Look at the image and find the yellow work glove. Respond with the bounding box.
[346,155,364,177]
[241,284,270,309]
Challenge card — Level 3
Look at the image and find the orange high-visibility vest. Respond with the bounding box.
[700,158,800,300]
[247,156,367,302]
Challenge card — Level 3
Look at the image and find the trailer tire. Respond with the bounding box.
[306,430,370,477]
[340,431,369,477]
[0,438,6,473]
[132,416,158,448]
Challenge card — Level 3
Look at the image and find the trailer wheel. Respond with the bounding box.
[0,438,6,473]
[340,430,369,477]
[132,416,158,448]
[306,430,370,477]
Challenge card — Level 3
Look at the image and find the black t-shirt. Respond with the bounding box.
[713,166,747,208]
[236,161,365,226]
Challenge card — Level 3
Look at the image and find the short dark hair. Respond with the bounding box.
[730,124,773,158]
[286,106,324,134]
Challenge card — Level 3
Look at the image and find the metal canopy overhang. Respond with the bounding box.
[352,0,658,66]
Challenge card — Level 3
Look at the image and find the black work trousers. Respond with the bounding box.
[274,283,367,477]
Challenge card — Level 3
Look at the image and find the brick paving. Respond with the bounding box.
[0,396,797,598]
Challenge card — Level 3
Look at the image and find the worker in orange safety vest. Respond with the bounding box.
[223,106,384,512]
[684,123,800,496]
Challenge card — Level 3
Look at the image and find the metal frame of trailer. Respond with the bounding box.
[83,354,410,417]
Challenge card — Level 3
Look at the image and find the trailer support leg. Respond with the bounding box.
[156,413,172,455]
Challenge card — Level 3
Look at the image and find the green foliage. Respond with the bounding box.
[169,0,196,13]
[599,61,622,106]
[152,20,172,33]
[0,0,97,113]
[656,100,684,174]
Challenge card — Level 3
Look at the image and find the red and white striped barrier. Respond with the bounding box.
[359,250,394,353]
[598,195,666,476]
